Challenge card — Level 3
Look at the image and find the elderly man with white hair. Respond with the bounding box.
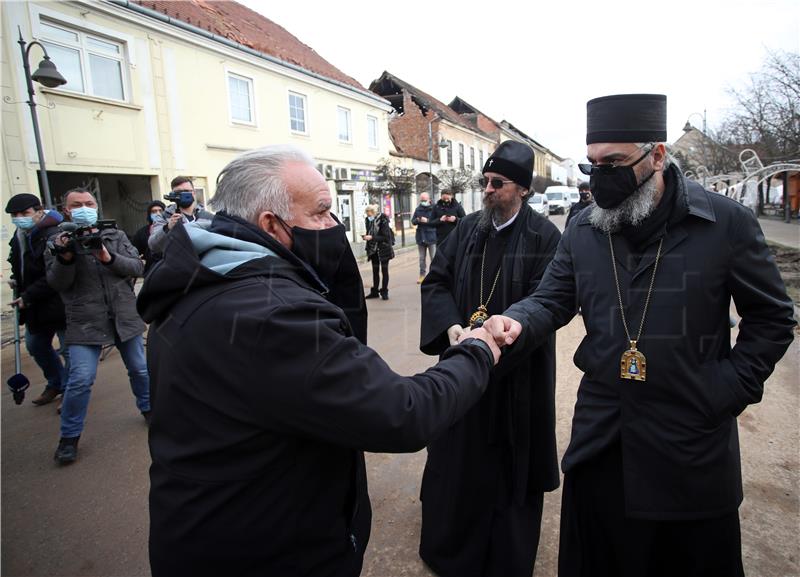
[137,144,502,577]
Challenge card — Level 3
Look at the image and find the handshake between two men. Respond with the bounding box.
[450,315,523,350]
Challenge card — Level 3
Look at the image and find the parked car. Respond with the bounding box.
[544,186,574,214]
[527,193,549,218]
[568,189,580,206]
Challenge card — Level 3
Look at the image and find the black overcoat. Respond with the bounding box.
[7,222,65,333]
[419,204,561,570]
[505,172,796,520]
[364,214,394,262]
[432,198,467,241]
[137,213,493,577]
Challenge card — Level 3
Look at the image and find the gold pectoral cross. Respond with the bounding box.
[620,340,647,381]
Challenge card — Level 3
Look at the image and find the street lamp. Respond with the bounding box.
[682,110,710,186]
[428,116,448,196]
[14,26,67,209]
[682,109,707,134]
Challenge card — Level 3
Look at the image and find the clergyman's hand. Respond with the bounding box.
[482,315,522,347]
[457,327,501,365]
[447,324,466,346]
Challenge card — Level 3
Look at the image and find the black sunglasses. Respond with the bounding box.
[578,145,654,176]
[479,177,515,189]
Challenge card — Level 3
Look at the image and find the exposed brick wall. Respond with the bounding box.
[474,114,500,139]
[388,91,440,163]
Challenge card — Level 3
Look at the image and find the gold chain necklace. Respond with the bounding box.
[469,242,502,329]
[608,234,663,382]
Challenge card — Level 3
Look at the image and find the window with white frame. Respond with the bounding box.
[289,91,307,133]
[470,147,475,170]
[479,149,484,170]
[38,19,127,101]
[228,72,254,124]
[458,143,465,169]
[446,140,453,166]
[337,106,352,143]
[367,115,378,149]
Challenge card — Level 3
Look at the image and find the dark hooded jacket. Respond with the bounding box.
[432,197,466,241]
[130,200,165,274]
[7,210,66,333]
[136,212,494,577]
[412,203,438,245]
[505,166,796,520]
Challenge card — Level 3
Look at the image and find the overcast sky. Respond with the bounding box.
[240,0,799,164]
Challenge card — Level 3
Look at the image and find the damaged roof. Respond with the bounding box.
[369,71,494,138]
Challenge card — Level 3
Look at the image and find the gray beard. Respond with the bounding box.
[479,201,520,231]
[588,177,660,234]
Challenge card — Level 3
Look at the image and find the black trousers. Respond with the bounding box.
[370,257,389,291]
[559,443,745,577]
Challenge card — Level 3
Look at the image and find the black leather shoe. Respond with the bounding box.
[379,289,389,300]
[54,437,79,465]
[142,411,152,426]
[365,289,379,299]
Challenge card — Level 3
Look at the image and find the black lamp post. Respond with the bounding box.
[15,26,67,209]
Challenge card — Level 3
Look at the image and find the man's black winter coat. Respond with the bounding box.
[137,213,494,577]
[505,171,796,520]
[7,219,65,333]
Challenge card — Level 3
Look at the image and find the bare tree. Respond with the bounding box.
[369,158,416,200]
[436,168,475,196]
[719,50,800,162]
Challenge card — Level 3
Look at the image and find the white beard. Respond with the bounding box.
[588,176,660,234]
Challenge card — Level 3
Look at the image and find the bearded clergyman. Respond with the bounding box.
[483,94,796,577]
[419,140,562,576]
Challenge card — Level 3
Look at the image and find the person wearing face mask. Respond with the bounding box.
[148,176,214,254]
[45,187,150,464]
[137,144,503,577]
[5,193,67,407]
[412,192,438,284]
[482,94,795,577]
[431,189,466,243]
[130,200,166,274]
[565,181,593,228]
[362,204,394,301]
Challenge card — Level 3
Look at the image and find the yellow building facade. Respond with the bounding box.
[2,0,393,299]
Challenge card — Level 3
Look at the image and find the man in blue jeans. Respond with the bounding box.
[45,187,150,464]
[5,193,68,406]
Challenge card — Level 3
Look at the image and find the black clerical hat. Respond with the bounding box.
[482,141,534,190]
[586,94,667,144]
[5,193,42,214]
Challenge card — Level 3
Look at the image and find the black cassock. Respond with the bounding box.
[419,203,562,577]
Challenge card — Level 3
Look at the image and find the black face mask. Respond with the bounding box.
[287,223,349,289]
[579,192,591,202]
[588,149,655,209]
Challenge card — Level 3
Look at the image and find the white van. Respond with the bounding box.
[544,186,577,214]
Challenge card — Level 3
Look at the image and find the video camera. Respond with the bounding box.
[164,190,194,208]
[50,220,117,255]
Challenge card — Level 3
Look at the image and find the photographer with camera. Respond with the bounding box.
[5,193,67,406]
[45,187,150,465]
[148,176,213,254]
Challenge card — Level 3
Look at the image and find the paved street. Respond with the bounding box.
[2,214,798,577]
[758,216,799,249]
